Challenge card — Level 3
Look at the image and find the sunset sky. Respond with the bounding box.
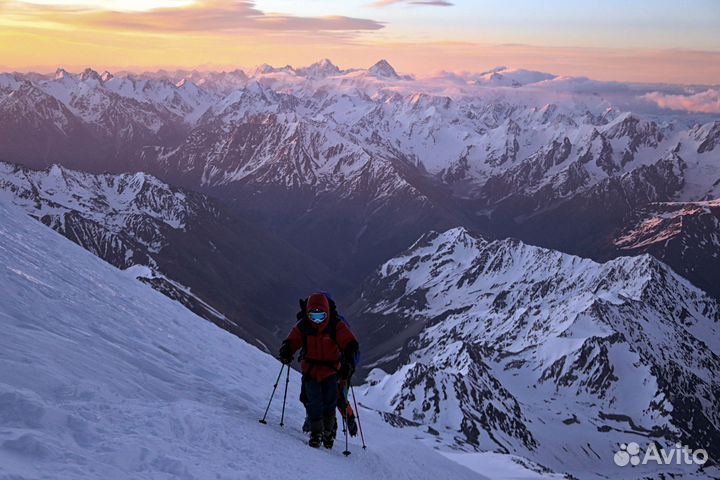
[1,0,719,84]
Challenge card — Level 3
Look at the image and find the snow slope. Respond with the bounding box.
[0,161,340,355]
[0,200,490,480]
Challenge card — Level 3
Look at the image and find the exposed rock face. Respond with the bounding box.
[614,199,720,298]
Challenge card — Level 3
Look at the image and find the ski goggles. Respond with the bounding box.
[308,310,327,324]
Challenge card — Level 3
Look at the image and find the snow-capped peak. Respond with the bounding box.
[403,226,484,257]
[79,67,101,83]
[254,63,275,75]
[297,58,341,78]
[254,63,296,76]
[368,59,399,79]
[472,67,557,87]
[54,68,69,80]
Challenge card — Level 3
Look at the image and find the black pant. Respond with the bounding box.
[302,374,338,422]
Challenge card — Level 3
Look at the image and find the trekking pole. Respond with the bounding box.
[279,363,291,427]
[259,363,285,424]
[341,411,351,456]
[350,385,367,449]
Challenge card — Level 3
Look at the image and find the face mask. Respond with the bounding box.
[309,311,327,324]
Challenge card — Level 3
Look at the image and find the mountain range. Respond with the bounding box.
[351,227,720,478]
[1,60,718,294]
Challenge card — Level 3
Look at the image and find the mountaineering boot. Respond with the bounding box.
[308,420,323,448]
[346,414,358,437]
[309,432,323,448]
[322,431,334,449]
[323,413,337,449]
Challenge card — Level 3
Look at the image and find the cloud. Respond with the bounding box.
[371,0,453,7]
[8,0,385,33]
[642,89,720,114]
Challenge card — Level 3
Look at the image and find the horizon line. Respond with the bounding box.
[3,59,719,88]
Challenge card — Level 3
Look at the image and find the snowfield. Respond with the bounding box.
[0,200,497,480]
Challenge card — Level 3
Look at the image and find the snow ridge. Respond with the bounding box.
[0,161,212,250]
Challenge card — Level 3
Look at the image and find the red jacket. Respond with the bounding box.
[283,293,358,382]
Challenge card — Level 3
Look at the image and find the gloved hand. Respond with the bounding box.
[338,362,355,380]
[278,342,293,364]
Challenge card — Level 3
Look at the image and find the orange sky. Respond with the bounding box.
[1,0,719,84]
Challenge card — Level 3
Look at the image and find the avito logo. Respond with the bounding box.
[614,442,708,467]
